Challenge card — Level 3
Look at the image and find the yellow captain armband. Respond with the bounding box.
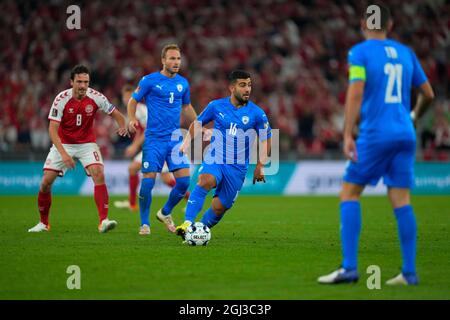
[349,65,366,82]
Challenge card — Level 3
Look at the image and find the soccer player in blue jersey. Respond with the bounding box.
[127,44,197,235]
[175,70,272,237]
[318,5,434,285]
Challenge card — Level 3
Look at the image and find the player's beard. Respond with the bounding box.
[234,92,249,105]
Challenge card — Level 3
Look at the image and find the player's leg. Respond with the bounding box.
[29,170,59,232]
[157,168,190,233]
[78,143,116,233]
[175,168,220,237]
[113,159,141,210]
[29,145,67,232]
[385,140,418,285]
[200,196,227,229]
[86,164,117,233]
[161,170,190,201]
[128,160,141,211]
[138,141,166,234]
[317,182,364,284]
[199,166,244,229]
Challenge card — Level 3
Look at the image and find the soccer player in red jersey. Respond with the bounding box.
[28,65,128,233]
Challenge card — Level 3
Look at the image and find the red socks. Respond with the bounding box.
[129,174,140,207]
[38,191,52,226]
[94,184,109,223]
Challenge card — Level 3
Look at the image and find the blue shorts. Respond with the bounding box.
[141,138,190,173]
[344,139,416,188]
[199,162,246,209]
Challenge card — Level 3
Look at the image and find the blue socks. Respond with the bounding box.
[139,177,155,226]
[394,205,417,275]
[201,207,224,228]
[184,185,209,222]
[340,201,362,271]
[162,176,190,215]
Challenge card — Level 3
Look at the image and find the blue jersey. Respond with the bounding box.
[132,71,191,139]
[348,39,428,143]
[197,97,272,171]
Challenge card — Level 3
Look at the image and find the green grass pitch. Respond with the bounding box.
[0,195,449,299]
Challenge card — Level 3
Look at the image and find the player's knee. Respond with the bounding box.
[129,162,140,175]
[40,180,52,193]
[90,168,105,184]
[197,175,215,190]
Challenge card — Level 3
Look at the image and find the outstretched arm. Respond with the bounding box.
[110,108,128,137]
[127,97,139,134]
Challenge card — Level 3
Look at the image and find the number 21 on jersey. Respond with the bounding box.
[384,46,402,104]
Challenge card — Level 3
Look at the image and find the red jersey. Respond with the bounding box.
[48,88,115,144]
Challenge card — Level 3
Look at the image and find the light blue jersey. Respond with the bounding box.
[348,39,428,143]
[197,97,272,172]
[345,38,428,188]
[132,71,191,139]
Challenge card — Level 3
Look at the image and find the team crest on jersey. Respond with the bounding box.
[68,108,74,113]
[85,104,93,113]
[241,116,249,125]
[177,84,183,92]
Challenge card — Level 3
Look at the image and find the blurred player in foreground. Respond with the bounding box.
[175,70,272,238]
[29,65,128,233]
[318,5,434,285]
[127,44,197,235]
[114,85,190,211]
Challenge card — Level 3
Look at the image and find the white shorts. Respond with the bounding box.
[133,151,143,163]
[133,151,169,173]
[43,143,104,177]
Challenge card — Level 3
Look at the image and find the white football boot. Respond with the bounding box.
[28,222,50,232]
[386,273,419,285]
[156,209,176,233]
[139,224,151,235]
[98,219,118,233]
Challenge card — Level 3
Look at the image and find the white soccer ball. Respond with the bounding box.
[185,222,211,246]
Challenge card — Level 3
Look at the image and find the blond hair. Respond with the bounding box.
[161,44,181,58]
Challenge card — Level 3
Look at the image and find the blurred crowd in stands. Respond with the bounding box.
[0,0,449,160]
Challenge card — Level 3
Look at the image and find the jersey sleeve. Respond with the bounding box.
[48,90,71,122]
[348,45,366,83]
[182,81,191,105]
[88,89,115,114]
[132,76,152,102]
[255,110,272,141]
[197,102,215,124]
[410,50,428,87]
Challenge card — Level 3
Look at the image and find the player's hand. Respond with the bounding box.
[62,153,75,169]
[253,164,266,184]
[125,145,137,158]
[128,120,139,134]
[179,139,190,155]
[343,136,357,162]
[117,126,129,137]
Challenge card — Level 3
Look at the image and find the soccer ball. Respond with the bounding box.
[185,222,211,246]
